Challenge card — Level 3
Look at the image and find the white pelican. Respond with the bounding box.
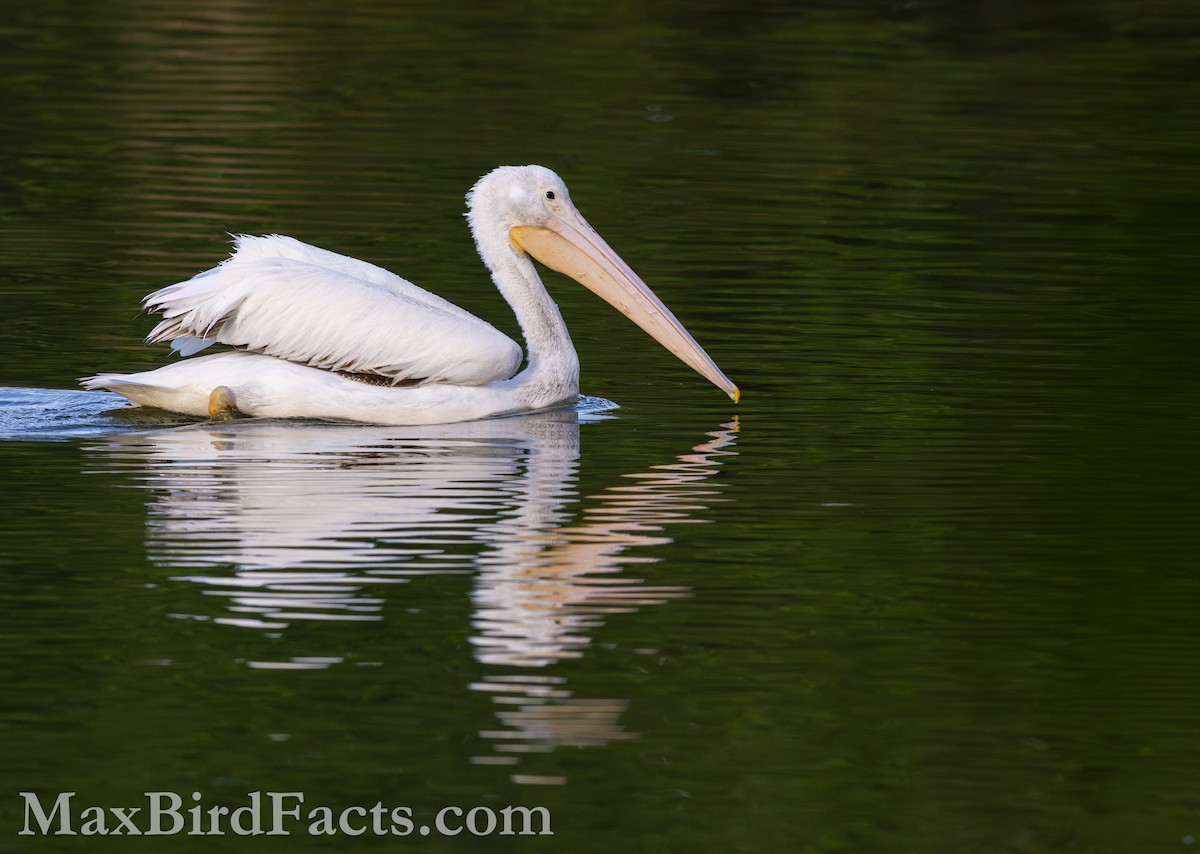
[84,165,738,425]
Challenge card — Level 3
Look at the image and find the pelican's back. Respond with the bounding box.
[143,235,522,387]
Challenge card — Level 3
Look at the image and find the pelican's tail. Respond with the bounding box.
[80,352,279,418]
[81,372,152,406]
[81,372,205,414]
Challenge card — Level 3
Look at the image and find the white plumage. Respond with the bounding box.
[143,234,522,386]
[84,165,737,425]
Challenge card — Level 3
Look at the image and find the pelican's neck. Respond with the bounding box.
[471,219,579,398]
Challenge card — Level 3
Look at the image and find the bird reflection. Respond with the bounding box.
[466,421,735,770]
[88,406,737,780]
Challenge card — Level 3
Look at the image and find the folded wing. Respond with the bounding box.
[144,234,523,386]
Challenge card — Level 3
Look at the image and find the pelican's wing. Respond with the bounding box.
[143,234,523,386]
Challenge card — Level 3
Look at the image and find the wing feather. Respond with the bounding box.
[144,235,522,386]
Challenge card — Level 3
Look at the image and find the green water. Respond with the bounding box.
[3,1,1200,851]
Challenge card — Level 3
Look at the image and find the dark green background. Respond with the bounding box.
[2,0,1199,850]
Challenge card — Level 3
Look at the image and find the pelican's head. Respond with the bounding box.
[467,165,740,403]
[467,164,571,230]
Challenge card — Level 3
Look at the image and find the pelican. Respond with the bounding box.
[83,165,738,425]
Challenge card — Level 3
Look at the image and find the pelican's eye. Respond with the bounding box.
[545,191,556,200]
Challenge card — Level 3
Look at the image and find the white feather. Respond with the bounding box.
[170,336,214,357]
[144,234,522,386]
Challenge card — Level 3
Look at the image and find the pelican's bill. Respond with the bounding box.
[511,214,739,403]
